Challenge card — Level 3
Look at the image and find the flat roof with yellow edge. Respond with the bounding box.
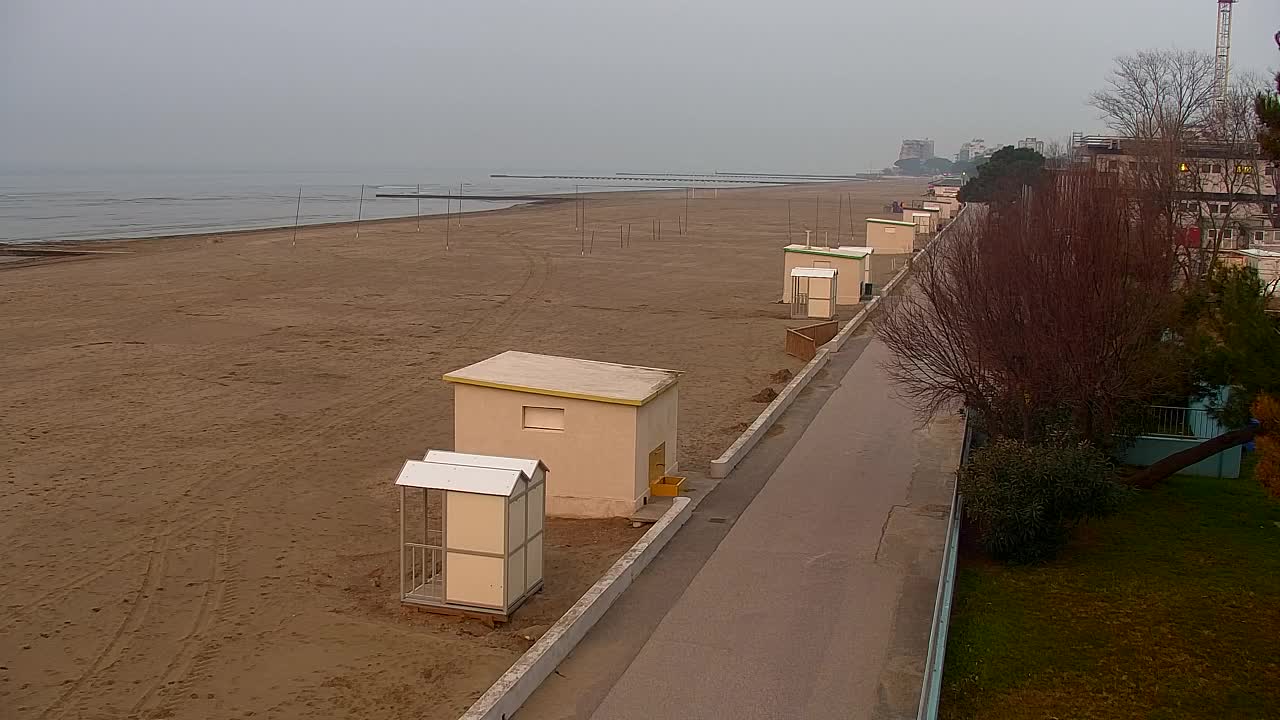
[444,351,681,406]
[866,217,917,227]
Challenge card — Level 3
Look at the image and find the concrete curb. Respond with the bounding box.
[709,347,831,479]
[459,496,693,720]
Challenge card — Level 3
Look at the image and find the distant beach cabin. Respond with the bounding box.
[906,208,940,234]
[1236,248,1280,293]
[919,199,952,221]
[781,244,872,305]
[395,450,547,620]
[445,351,681,518]
[865,218,917,254]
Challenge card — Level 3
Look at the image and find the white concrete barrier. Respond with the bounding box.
[458,496,693,720]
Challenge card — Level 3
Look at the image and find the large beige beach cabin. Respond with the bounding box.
[865,218,917,254]
[445,351,681,518]
[395,451,547,620]
[781,244,872,305]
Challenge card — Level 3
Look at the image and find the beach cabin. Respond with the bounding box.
[395,451,547,620]
[1236,248,1280,293]
[781,244,872,305]
[908,211,934,235]
[445,351,681,518]
[865,218,917,254]
[789,267,838,319]
[919,199,952,222]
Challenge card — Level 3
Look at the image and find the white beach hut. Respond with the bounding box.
[396,450,547,620]
[789,266,838,319]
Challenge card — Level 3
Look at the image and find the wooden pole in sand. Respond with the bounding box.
[620,224,624,248]
[457,182,464,226]
[445,190,451,250]
[684,187,689,235]
[416,184,421,232]
[847,193,853,240]
[836,194,843,245]
[355,184,365,239]
[787,199,792,242]
[627,222,631,248]
[814,195,819,236]
[292,186,302,246]
[590,230,595,254]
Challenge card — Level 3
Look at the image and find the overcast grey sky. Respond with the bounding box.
[2,0,1278,174]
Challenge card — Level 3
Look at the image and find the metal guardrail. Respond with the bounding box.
[1142,405,1219,439]
[917,411,972,720]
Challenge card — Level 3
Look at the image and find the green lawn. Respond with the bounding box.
[941,464,1280,720]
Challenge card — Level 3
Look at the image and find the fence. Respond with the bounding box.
[1140,405,1220,439]
[784,320,839,361]
[1125,403,1241,479]
[917,409,972,720]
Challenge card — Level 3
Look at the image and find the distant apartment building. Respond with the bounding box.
[899,139,936,162]
[956,139,990,162]
[1073,135,1278,250]
[1017,137,1046,154]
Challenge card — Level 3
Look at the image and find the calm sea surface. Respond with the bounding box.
[0,168,750,244]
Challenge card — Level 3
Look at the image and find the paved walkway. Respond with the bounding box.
[583,337,963,720]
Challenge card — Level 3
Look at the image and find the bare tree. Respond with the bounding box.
[877,169,1182,445]
[1089,49,1216,140]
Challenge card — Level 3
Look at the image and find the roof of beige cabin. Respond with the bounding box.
[394,459,527,496]
[782,244,873,259]
[866,217,917,227]
[1237,248,1280,258]
[790,267,838,278]
[423,450,547,478]
[444,351,681,406]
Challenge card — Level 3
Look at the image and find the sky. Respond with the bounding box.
[2,0,1278,175]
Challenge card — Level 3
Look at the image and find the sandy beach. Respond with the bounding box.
[0,178,925,719]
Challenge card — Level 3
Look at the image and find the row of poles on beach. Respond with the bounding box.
[286,183,870,251]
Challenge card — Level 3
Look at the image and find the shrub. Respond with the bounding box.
[960,439,1127,563]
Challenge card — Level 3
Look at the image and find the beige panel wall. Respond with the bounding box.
[445,552,504,608]
[445,492,504,554]
[507,493,527,551]
[454,384,639,518]
[806,275,834,318]
[506,546,526,606]
[633,385,679,505]
[866,223,915,254]
[528,482,545,536]
[526,534,544,591]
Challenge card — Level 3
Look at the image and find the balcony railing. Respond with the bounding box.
[1141,406,1221,440]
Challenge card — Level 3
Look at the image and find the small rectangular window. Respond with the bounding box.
[522,406,565,431]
